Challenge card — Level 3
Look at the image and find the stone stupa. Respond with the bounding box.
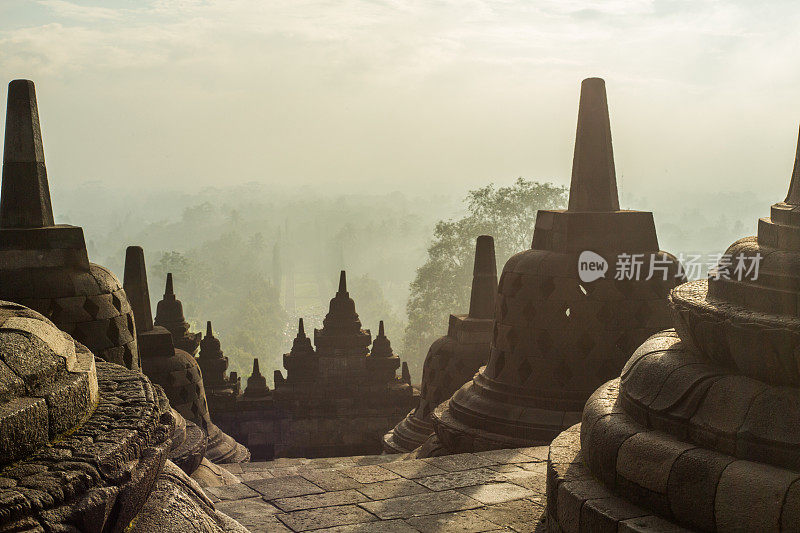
[430,78,684,454]
[154,273,201,354]
[546,126,800,532]
[123,246,250,465]
[0,299,250,532]
[270,271,416,458]
[0,79,138,369]
[384,235,497,453]
[198,320,241,416]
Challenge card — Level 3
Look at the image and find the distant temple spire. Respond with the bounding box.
[338,270,347,294]
[567,77,620,212]
[401,362,411,385]
[123,245,154,333]
[154,272,200,354]
[206,320,213,338]
[784,124,800,205]
[1,79,54,228]
[298,317,305,337]
[370,320,394,358]
[468,235,498,320]
[244,358,270,397]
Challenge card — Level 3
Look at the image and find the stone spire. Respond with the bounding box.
[154,272,201,354]
[369,321,394,358]
[784,124,800,205]
[244,358,270,397]
[567,77,619,212]
[198,320,235,391]
[0,80,137,369]
[423,78,681,457]
[282,318,318,382]
[124,245,154,333]
[290,318,314,356]
[314,270,370,358]
[467,235,497,319]
[1,79,54,228]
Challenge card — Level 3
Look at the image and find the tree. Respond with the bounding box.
[403,178,567,376]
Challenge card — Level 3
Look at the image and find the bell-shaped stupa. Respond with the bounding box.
[547,125,800,532]
[384,235,497,453]
[154,273,201,354]
[124,246,250,464]
[430,78,684,453]
[0,80,138,369]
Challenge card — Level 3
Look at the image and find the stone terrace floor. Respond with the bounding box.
[208,448,549,532]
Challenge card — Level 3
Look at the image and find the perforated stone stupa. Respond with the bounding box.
[0,80,138,369]
[123,246,250,465]
[0,300,252,532]
[546,126,800,532]
[384,235,497,453]
[430,78,684,454]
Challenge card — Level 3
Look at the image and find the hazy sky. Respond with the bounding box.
[1,1,799,200]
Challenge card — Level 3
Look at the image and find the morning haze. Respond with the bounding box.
[1,0,798,379]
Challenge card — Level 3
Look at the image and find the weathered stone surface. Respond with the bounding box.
[130,461,249,533]
[207,447,557,531]
[277,504,377,531]
[381,458,448,479]
[272,489,369,512]
[214,497,284,531]
[354,477,429,500]
[245,475,324,500]
[340,464,400,484]
[423,453,498,472]
[360,489,482,519]
[405,509,501,532]
[0,301,176,532]
[416,468,503,491]
[457,482,535,505]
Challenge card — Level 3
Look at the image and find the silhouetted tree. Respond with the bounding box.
[403,178,567,376]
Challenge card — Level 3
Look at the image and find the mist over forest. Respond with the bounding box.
[50,178,771,385]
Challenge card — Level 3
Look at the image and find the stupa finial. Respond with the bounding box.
[123,245,154,333]
[298,318,305,337]
[784,124,800,205]
[165,273,174,297]
[378,320,385,337]
[567,77,620,212]
[1,79,54,228]
[206,320,213,338]
[252,358,261,377]
[468,235,498,319]
[338,270,347,294]
[401,361,411,385]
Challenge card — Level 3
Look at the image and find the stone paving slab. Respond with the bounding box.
[213,447,550,532]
